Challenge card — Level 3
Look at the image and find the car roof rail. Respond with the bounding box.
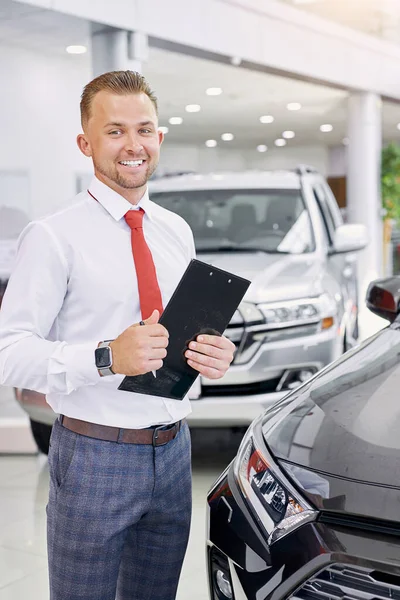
[295,164,319,176]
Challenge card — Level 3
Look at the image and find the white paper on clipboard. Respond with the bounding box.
[187,376,201,400]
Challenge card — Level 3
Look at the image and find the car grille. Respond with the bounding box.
[226,323,319,366]
[202,377,282,397]
[291,564,400,600]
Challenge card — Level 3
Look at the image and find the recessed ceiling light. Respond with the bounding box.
[275,139,287,147]
[257,145,268,152]
[260,115,274,124]
[206,87,223,96]
[158,126,169,134]
[282,130,295,139]
[397,123,400,130]
[320,124,333,132]
[205,139,217,147]
[185,104,201,113]
[169,117,183,125]
[342,137,349,146]
[287,102,302,111]
[66,45,87,54]
[221,133,234,141]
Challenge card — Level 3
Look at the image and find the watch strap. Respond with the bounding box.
[97,340,115,377]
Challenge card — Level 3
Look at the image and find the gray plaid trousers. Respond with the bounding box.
[47,418,192,600]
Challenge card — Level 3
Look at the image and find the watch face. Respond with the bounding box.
[95,347,112,369]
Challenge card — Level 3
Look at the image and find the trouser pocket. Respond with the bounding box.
[48,419,79,491]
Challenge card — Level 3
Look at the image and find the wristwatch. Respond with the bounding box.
[95,340,115,377]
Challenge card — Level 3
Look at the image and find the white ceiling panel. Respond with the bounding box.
[0,2,399,151]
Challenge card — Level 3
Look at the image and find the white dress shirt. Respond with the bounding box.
[0,177,196,428]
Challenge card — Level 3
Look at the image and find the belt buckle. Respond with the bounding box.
[152,425,169,447]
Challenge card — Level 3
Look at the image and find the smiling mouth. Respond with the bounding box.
[118,160,146,168]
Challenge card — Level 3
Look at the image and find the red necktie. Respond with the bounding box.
[124,208,163,320]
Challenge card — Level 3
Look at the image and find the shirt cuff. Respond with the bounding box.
[49,341,101,395]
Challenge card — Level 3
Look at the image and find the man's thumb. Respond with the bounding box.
[144,309,160,325]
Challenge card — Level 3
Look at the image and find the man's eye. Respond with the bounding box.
[109,130,122,135]
[139,129,152,134]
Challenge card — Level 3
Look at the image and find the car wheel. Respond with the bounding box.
[29,419,52,455]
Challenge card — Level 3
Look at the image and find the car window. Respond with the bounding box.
[151,189,316,254]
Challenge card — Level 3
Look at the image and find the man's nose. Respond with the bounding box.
[124,134,144,153]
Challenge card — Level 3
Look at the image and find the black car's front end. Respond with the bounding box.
[207,313,400,600]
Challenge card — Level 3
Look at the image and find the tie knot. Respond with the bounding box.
[125,208,144,230]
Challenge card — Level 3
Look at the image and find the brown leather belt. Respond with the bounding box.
[60,415,184,446]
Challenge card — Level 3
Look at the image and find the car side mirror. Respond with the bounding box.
[331,224,368,254]
[366,277,400,322]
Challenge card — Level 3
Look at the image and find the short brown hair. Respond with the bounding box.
[80,70,158,127]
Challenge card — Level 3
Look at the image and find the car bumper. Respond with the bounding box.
[213,326,341,387]
[207,467,400,600]
[189,327,341,426]
[14,386,285,428]
[187,391,286,426]
[14,388,56,426]
[14,329,341,428]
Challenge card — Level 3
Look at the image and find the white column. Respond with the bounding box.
[347,92,383,298]
[91,30,149,77]
[129,31,149,73]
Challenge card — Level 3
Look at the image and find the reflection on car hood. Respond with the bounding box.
[263,325,400,488]
[198,251,323,303]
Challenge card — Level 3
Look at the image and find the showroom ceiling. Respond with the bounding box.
[0,0,399,151]
[278,0,400,43]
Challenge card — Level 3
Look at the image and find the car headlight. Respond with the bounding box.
[231,302,265,325]
[257,294,336,330]
[233,419,317,544]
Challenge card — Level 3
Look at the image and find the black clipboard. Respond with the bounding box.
[118,259,250,399]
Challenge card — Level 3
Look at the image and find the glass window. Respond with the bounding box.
[151,189,316,254]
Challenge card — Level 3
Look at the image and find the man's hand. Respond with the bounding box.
[109,310,169,376]
[184,334,235,380]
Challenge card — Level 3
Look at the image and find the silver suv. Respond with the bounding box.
[8,165,367,453]
[149,165,367,426]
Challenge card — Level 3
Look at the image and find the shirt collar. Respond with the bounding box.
[87,176,154,222]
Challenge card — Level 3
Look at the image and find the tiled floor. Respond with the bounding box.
[0,308,387,599]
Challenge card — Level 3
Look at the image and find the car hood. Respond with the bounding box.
[263,324,400,488]
[197,251,323,302]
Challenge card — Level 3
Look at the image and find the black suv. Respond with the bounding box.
[207,276,400,600]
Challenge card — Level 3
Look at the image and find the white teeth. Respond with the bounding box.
[119,160,144,166]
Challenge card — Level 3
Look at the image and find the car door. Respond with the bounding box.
[311,179,358,344]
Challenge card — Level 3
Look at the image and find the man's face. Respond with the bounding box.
[77,91,163,195]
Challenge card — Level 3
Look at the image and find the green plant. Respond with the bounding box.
[381,142,400,224]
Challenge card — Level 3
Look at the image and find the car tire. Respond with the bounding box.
[29,419,52,455]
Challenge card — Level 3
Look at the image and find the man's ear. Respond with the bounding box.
[77,133,92,157]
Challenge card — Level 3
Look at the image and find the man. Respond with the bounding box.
[0,70,235,600]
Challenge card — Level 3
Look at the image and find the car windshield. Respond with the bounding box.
[151,188,315,254]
